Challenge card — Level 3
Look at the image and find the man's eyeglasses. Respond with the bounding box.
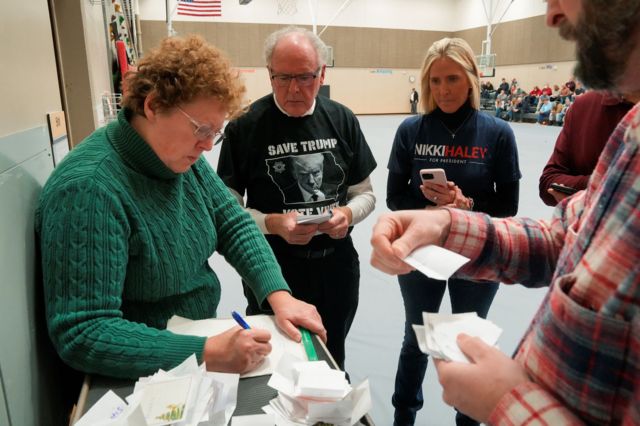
[177,107,224,145]
[269,67,321,87]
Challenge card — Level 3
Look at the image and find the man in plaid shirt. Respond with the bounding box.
[370,0,640,424]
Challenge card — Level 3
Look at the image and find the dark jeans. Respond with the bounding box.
[538,111,550,123]
[507,109,523,122]
[242,237,360,370]
[392,271,499,426]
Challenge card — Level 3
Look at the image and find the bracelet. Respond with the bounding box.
[467,197,474,211]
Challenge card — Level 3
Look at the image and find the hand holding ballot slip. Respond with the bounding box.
[413,312,503,363]
[403,245,470,281]
[295,210,333,224]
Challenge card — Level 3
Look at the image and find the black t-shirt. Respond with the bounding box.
[217,94,377,250]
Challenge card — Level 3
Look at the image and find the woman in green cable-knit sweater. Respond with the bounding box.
[35,35,326,379]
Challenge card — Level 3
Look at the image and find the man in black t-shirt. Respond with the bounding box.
[217,26,377,369]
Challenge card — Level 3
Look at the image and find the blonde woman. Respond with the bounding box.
[386,37,521,426]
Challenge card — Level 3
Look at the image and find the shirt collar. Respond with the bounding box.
[108,108,178,180]
[601,91,634,106]
[272,94,316,117]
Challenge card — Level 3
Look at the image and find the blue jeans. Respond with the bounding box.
[392,271,499,426]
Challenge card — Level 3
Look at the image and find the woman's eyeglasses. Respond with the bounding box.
[269,67,321,87]
[177,107,224,145]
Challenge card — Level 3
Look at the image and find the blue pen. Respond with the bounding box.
[231,310,251,329]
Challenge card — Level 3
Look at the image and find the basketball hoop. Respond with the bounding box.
[277,0,298,15]
[476,53,496,78]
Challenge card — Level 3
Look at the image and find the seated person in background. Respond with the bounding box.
[494,90,508,119]
[537,96,553,124]
[554,97,572,126]
[549,99,565,125]
[565,75,576,92]
[507,96,524,122]
[35,35,326,380]
[509,78,518,92]
[480,81,490,98]
[551,84,561,101]
[498,78,510,95]
[541,83,553,96]
[559,84,573,102]
[525,86,542,112]
[539,90,635,205]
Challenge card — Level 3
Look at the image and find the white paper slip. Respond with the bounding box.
[74,390,128,426]
[139,375,192,425]
[167,315,307,378]
[232,413,276,425]
[296,369,350,399]
[413,312,503,363]
[296,212,332,224]
[404,245,470,280]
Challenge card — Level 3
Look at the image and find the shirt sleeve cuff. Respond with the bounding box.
[442,207,489,262]
[488,381,582,425]
[246,208,269,233]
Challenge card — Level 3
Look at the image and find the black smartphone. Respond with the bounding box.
[550,183,578,195]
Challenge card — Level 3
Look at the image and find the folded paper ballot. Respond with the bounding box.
[75,355,239,426]
[265,353,371,425]
[403,245,470,280]
[231,413,276,425]
[413,312,503,363]
[167,314,307,378]
[295,211,332,224]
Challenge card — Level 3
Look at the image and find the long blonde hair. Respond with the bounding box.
[419,38,480,114]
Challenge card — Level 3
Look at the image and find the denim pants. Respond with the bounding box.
[392,271,499,426]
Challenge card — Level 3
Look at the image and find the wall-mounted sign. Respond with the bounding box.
[47,111,70,167]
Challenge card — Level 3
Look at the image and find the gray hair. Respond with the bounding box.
[264,26,328,67]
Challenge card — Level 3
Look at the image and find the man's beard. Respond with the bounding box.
[559,1,640,90]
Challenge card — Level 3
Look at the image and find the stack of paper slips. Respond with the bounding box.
[75,354,240,426]
[264,353,371,425]
[413,312,503,363]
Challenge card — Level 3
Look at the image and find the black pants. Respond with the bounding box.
[242,237,360,370]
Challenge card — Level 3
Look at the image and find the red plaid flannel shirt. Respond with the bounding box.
[444,103,640,425]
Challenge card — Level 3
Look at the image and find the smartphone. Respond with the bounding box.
[420,168,448,187]
[550,183,578,195]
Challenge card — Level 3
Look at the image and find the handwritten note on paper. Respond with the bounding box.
[140,376,192,426]
[75,390,146,426]
[167,315,307,378]
[404,245,470,280]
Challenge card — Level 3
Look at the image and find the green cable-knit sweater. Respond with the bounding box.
[35,108,290,379]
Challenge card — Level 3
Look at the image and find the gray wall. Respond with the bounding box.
[1,1,71,425]
[139,15,574,68]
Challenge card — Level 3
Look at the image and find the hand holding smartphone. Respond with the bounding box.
[549,183,578,195]
[420,168,448,187]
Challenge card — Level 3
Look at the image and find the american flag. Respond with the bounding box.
[177,0,222,17]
